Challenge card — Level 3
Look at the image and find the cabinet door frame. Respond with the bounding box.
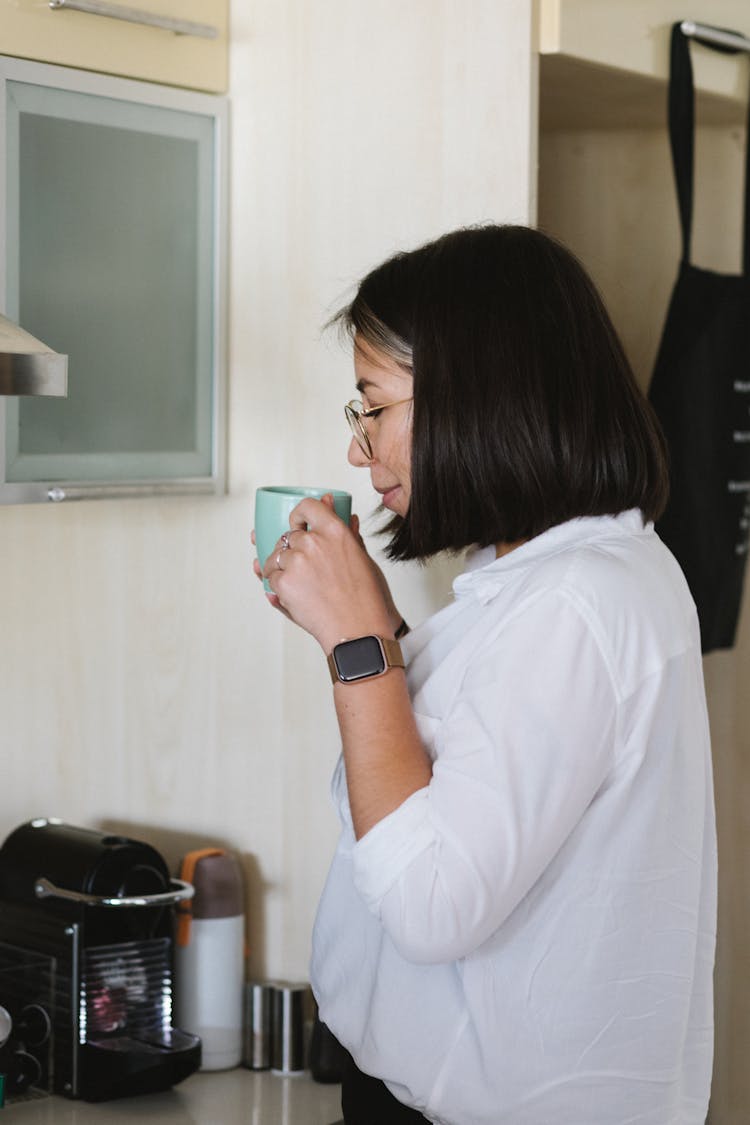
[0,54,228,504]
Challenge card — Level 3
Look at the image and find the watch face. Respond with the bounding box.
[335,636,386,682]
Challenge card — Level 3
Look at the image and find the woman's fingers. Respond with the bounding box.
[288,495,341,533]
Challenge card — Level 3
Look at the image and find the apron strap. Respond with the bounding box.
[668,24,695,264]
[744,67,750,274]
[668,22,750,273]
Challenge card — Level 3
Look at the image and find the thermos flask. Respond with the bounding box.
[175,848,245,1070]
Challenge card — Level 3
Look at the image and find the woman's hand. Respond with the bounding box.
[259,495,397,653]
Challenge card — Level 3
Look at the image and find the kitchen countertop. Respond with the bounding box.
[6,1070,343,1124]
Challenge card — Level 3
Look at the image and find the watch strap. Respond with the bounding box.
[327,635,405,685]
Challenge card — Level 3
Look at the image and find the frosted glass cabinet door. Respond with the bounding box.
[0,57,227,503]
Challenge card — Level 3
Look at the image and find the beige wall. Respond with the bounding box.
[0,1,535,982]
[539,122,750,1125]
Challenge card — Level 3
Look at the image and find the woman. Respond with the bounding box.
[259,225,717,1124]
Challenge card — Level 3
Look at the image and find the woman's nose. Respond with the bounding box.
[348,436,372,467]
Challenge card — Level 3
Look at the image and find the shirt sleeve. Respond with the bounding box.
[350,588,620,964]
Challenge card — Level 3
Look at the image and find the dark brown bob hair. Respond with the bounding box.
[334,224,668,562]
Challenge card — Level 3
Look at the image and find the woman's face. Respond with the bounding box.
[348,336,413,518]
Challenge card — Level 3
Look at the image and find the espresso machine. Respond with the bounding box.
[0,819,201,1101]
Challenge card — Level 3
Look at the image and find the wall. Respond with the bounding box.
[0,1,535,983]
[539,121,750,1124]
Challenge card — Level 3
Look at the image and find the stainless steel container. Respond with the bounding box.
[270,982,308,1075]
[243,982,272,1070]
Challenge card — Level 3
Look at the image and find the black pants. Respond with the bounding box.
[341,1054,430,1124]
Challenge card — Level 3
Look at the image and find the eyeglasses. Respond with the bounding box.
[345,397,413,460]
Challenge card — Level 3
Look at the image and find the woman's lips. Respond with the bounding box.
[380,485,401,510]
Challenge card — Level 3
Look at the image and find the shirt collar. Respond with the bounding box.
[453,510,649,605]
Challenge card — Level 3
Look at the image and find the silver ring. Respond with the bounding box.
[280,532,291,550]
[276,552,283,569]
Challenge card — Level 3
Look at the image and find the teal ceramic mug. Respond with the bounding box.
[255,486,352,590]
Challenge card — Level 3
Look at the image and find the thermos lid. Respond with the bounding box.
[176,849,243,946]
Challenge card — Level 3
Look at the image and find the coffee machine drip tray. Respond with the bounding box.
[79,937,200,1100]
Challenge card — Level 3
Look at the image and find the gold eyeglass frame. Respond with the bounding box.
[345,397,413,460]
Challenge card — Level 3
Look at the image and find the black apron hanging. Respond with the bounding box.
[649,22,750,654]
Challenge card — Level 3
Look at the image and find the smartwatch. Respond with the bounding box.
[327,635,405,685]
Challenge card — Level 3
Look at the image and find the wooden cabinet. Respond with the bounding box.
[0,0,228,93]
[539,0,748,127]
[0,56,228,503]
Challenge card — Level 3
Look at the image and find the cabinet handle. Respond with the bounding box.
[49,0,218,40]
[46,482,217,501]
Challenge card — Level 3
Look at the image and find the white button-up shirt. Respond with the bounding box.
[311,511,717,1125]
